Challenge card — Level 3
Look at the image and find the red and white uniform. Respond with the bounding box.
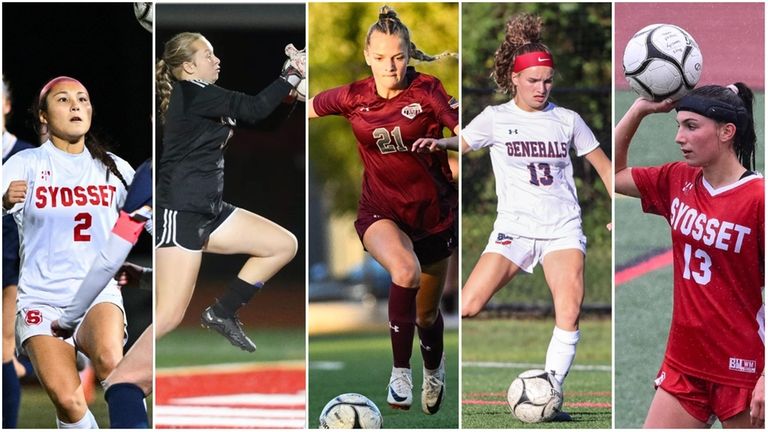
[312,67,458,241]
[633,162,764,388]
[2,140,134,310]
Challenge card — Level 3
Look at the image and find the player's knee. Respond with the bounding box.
[91,350,122,381]
[461,294,483,318]
[49,389,87,420]
[416,309,438,328]
[279,231,299,262]
[389,262,420,288]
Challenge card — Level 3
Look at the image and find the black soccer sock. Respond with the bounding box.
[214,278,264,317]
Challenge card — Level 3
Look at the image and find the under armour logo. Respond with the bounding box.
[508,129,518,135]
[420,341,432,351]
[682,182,694,193]
[389,322,400,333]
[359,106,370,112]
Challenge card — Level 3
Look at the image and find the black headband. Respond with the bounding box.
[676,95,748,130]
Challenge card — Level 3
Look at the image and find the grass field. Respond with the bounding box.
[462,318,611,429]
[614,90,764,428]
[156,327,305,368]
[309,329,459,429]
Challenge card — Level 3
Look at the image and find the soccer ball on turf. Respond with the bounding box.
[319,393,383,429]
[133,2,153,32]
[623,24,703,102]
[507,369,563,423]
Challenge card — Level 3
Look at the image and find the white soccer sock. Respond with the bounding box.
[56,409,98,429]
[544,326,580,388]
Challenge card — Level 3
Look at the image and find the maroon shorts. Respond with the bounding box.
[654,359,754,423]
[354,211,456,266]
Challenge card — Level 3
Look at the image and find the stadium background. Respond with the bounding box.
[461,3,612,428]
[614,2,765,428]
[2,3,152,428]
[154,3,306,429]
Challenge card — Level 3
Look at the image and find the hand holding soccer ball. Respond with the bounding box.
[281,44,307,102]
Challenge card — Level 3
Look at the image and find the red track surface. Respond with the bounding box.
[156,365,305,429]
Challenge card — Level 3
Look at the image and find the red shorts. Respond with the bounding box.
[654,359,753,423]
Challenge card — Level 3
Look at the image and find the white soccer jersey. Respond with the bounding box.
[2,141,134,309]
[463,101,600,238]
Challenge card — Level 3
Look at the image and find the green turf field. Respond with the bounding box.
[156,327,305,367]
[614,90,764,428]
[462,318,611,428]
[17,375,153,428]
[309,329,459,429]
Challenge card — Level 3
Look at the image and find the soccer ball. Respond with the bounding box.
[507,369,563,423]
[623,24,703,101]
[133,2,153,32]
[319,393,383,429]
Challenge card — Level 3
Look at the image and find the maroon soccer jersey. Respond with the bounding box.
[313,68,458,240]
[633,162,764,388]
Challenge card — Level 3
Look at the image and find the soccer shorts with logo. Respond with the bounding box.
[482,229,586,273]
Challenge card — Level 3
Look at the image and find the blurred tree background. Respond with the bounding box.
[462,3,612,307]
[309,2,459,214]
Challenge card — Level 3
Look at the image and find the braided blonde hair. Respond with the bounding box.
[156,32,204,124]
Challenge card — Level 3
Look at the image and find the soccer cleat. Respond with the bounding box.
[386,367,413,410]
[201,306,256,352]
[421,359,446,415]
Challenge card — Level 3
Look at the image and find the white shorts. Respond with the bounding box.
[16,289,127,356]
[482,230,587,273]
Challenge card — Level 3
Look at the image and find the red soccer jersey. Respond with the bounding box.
[633,162,764,388]
[313,68,458,240]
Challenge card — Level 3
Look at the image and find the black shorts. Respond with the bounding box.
[155,202,237,251]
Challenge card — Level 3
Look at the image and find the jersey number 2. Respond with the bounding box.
[527,162,553,186]
[373,127,407,154]
[74,212,92,242]
[682,243,712,285]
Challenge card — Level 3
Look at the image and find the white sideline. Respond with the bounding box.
[463,361,611,372]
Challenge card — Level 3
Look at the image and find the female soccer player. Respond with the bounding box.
[460,13,612,412]
[309,6,458,414]
[52,159,152,428]
[155,33,304,352]
[615,85,764,428]
[2,76,134,428]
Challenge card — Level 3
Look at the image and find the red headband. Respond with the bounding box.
[513,51,554,73]
[39,76,84,103]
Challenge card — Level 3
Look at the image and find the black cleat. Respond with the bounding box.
[201,306,256,352]
[551,410,572,422]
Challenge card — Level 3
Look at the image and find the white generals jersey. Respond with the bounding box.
[463,101,600,238]
[2,141,134,309]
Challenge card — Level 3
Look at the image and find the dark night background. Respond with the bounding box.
[157,3,306,328]
[3,3,152,346]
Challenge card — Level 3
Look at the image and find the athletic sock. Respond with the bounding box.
[388,283,418,369]
[214,278,264,317]
[56,409,98,429]
[2,361,20,428]
[105,383,148,428]
[544,326,580,387]
[417,310,444,370]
